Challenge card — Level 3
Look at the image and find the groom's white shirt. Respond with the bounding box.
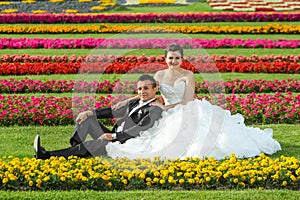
[116,98,156,133]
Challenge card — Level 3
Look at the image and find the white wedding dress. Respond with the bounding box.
[106,81,281,160]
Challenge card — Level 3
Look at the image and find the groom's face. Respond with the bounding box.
[137,80,157,102]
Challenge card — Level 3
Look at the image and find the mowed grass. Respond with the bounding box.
[1,48,300,57]
[0,124,299,159]
[0,189,300,200]
[83,2,220,13]
[1,73,299,81]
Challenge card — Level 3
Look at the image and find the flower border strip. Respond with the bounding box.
[0,78,299,94]
[1,24,300,34]
[1,38,300,49]
[0,93,299,126]
[1,61,299,74]
[0,155,299,190]
[1,54,300,63]
[0,12,300,23]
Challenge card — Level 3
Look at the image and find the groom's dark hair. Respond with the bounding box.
[138,74,157,88]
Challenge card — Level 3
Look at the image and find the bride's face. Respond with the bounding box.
[166,51,183,70]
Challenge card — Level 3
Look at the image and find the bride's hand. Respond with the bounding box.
[150,102,165,110]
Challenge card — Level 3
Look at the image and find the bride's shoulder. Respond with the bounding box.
[154,70,167,79]
[182,69,194,77]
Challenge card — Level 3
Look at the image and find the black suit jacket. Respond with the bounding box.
[94,98,163,144]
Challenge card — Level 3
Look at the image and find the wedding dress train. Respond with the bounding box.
[106,81,281,160]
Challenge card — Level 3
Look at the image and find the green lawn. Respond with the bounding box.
[1,48,300,56]
[106,2,218,13]
[0,124,298,159]
[1,73,299,82]
[0,189,300,199]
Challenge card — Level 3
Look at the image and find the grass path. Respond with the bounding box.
[0,189,300,199]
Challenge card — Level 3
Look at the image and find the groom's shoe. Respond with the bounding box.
[34,135,50,159]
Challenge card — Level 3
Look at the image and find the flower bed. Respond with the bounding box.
[1,54,299,63]
[1,61,299,75]
[1,23,300,34]
[0,154,299,190]
[208,0,300,12]
[0,0,116,14]
[0,78,299,94]
[1,38,300,49]
[0,93,299,126]
[0,12,299,23]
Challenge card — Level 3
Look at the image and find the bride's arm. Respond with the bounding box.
[181,72,196,103]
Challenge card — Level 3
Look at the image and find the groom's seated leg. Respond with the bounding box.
[70,116,111,146]
[50,139,110,158]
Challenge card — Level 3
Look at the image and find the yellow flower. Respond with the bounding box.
[281,181,287,186]
[146,177,152,182]
[139,173,145,179]
[36,179,42,187]
[121,179,128,185]
[8,174,17,181]
[28,181,33,186]
[176,172,183,177]
[107,182,112,187]
[239,182,246,188]
[153,171,160,177]
[188,178,195,184]
[159,179,165,184]
[2,178,8,184]
[179,179,185,184]
[0,2,11,5]
[290,175,297,182]
[152,177,159,183]
[205,177,211,182]
[43,176,50,182]
[233,178,239,184]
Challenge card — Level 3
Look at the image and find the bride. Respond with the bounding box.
[106,44,281,160]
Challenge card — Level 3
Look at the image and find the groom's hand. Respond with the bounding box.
[76,111,93,124]
[98,133,113,141]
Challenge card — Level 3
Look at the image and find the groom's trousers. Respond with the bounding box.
[47,116,112,158]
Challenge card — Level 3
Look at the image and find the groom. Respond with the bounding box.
[34,74,163,159]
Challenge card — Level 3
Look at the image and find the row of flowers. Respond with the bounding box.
[0,12,299,23]
[1,54,300,63]
[1,61,299,75]
[208,0,300,12]
[0,0,116,14]
[1,24,300,34]
[0,92,299,126]
[1,78,299,94]
[0,154,299,190]
[1,38,299,49]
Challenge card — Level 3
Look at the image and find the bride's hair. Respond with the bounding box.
[164,44,183,57]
